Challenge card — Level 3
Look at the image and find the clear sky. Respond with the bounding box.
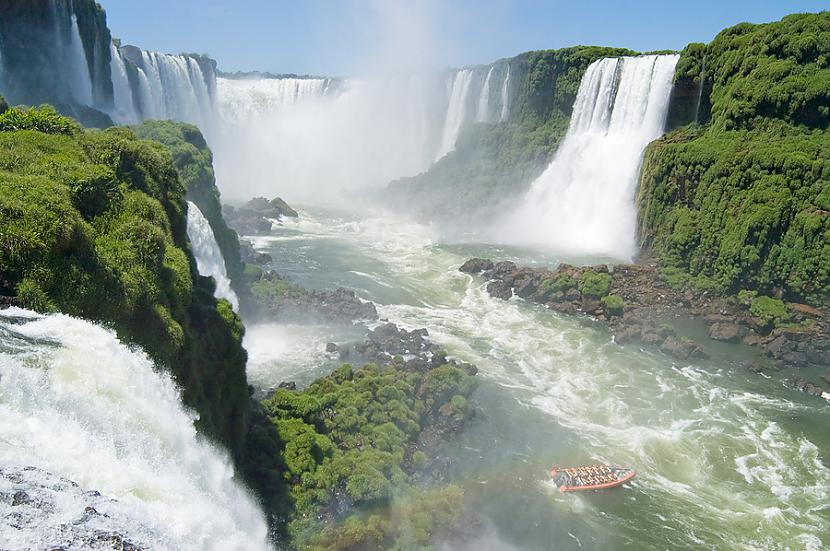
[102,0,830,76]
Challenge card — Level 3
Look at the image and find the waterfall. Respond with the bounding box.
[695,54,707,124]
[109,43,137,123]
[476,66,494,122]
[186,201,240,310]
[502,55,679,260]
[0,308,268,550]
[68,14,93,106]
[500,65,510,122]
[216,77,330,121]
[436,69,474,160]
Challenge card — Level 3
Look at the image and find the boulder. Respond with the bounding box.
[459,258,494,274]
[707,322,745,343]
[487,280,513,300]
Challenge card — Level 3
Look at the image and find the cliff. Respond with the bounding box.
[0,104,251,458]
[638,12,830,304]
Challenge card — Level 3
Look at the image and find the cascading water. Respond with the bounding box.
[0,308,268,550]
[109,43,138,123]
[502,54,679,260]
[436,69,474,160]
[500,65,510,122]
[186,201,240,310]
[216,77,330,119]
[68,14,93,106]
[476,66,494,122]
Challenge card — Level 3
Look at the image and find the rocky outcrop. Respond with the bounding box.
[463,258,830,371]
[223,197,298,236]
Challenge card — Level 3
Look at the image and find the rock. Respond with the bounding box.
[580,296,601,315]
[707,322,745,343]
[660,336,709,361]
[515,279,537,299]
[765,335,790,358]
[786,302,824,318]
[12,490,32,506]
[781,351,808,368]
[614,325,641,345]
[278,381,297,391]
[459,258,494,274]
[254,252,272,265]
[791,377,825,396]
[486,280,512,300]
[325,342,337,353]
[741,360,764,373]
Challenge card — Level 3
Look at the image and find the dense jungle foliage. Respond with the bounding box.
[131,121,249,309]
[387,46,634,227]
[0,104,251,456]
[638,12,830,304]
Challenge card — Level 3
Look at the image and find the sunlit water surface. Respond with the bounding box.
[244,206,830,550]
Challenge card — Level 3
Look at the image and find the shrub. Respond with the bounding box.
[0,105,80,135]
[601,294,625,316]
[750,295,790,328]
[579,270,612,297]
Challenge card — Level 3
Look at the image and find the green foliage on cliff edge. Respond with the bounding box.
[387,46,635,225]
[638,12,830,304]
[0,106,250,456]
[131,121,249,310]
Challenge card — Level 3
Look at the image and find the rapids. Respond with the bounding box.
[0,309,268,550]
[245,206,830,550]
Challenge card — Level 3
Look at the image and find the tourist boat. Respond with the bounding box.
[549,464,636,492]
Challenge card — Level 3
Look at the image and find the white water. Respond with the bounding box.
[500,65,510,122]
[109,43,138,123]
[213,74,440,202]
[436,69,474,160]
[250,206,830,549]
[68,15,93,106]
[0,308,268,550]
[186,201,239,310]
[476,66,494,122]
[502,55,679,260]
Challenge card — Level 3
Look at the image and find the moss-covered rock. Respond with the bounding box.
[0,106,250,458]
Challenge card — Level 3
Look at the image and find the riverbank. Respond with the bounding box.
[460,257,830,396]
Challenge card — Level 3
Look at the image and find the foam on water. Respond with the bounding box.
[0,309,269,550]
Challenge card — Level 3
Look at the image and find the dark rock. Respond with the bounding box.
[325,342,337,353]
[254,252,272,265]
[707,322,745,343]
[12,490,32,506]
[278,381,297,391]
[791,377,825,396]
[614,326,641,345]
[581,296,601,314]
[515,279,537,299]
[660,336,709,361]
[781,351,808,368]
[765,335,790,358]
[742,360,764,373]
[487,280,512,300]
[459,258,494,274]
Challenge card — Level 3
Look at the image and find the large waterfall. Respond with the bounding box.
[436,69,474,160]
[186,202,240,310]
[0,308,268,550]
[501,55,679,260]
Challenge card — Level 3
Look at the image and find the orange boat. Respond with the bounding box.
[549,464,636,492]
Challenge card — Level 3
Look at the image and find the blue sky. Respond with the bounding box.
[102,0,830,76]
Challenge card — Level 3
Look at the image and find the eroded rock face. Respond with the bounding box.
[0,466,153,550]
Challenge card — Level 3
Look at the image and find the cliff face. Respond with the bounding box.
[386,46,635,228]
[0,104,251,458]
[638,12,830,304]
[131,120,250,310]
[0,0,114,126]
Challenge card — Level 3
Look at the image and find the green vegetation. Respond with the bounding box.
[131,121,249,309]
[0,106,250,457]
[258,358,476,541]
[388,46,635,224]
[749,295,790,328]
[579,270,613,297]
[639,12,830,305]
[601,294,625,316]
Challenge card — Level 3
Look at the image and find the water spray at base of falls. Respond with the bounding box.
[500,54,679,261]
[186,201,240,310]
[0,309,268,550]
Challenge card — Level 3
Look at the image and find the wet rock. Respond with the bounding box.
[486,280,512,300]
[791,377,825,396]
[707,322,745,343]
[781,351,808,368]
[12,490,32,506]
[660,336,709,361]
[254,252,272,265]
[325,342,337,353]
[278,381,297,391]
[741,360,765,373]
[580,296,601,315]
[459,258,494,274]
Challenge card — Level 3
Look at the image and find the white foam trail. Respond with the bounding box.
[68,14,93,106]
[186,201,239,310]
[503,55,678,260]
[0,308,269,550]
[436,69,474,160]
[476,66,494,122]
[500,65,510,122]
